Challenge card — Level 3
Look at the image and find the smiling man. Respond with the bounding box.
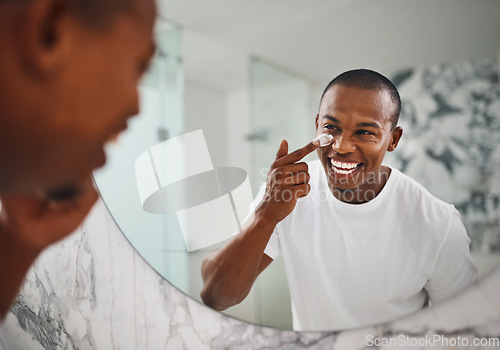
[0,0,156,319]
[201,69,477,331]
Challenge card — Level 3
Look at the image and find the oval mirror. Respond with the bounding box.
[94,2,500,332]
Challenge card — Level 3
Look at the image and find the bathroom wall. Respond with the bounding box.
[385,55,500,276]
[184,81,229,167]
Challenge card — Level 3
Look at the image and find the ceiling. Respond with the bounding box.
[157,0,500,91]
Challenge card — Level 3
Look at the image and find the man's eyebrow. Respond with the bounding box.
[357,121,381,129]
[322,115,340,123]
[322,116,381,129]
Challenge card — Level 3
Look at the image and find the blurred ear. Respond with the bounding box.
[19,0,72,78]
[315,114,319,130]
[387,126,403,152]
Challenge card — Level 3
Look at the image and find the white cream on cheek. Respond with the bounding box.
[312,133,334,147]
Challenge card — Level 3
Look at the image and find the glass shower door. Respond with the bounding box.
[93,18,187,291]
[249,57,314,191]
[249,57,312,329]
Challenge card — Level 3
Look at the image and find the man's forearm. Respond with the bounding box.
[200,213,277,310]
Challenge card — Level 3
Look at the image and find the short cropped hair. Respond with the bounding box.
[320,69,401,129]
[0,0,135,26]
[70,0,135,25]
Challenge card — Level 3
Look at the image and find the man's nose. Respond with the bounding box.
[331,134,356,154]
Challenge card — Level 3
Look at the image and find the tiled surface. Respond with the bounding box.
[387,56,500,255]
[0,199,499,350]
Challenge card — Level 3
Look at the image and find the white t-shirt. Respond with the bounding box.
[251,160,477,332]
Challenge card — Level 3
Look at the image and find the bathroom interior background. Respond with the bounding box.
[94,1,500,330]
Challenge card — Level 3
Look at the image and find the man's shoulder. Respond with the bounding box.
[390,167,456,215]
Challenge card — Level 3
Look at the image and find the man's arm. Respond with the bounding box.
[425,208,478,304]
[200,140,318,310]
[200,213,275,311]
[0,177,97,320]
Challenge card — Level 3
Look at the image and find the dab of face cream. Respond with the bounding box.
[313,133,334,147]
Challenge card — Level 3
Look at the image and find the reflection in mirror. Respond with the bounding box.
[94,4,500,332]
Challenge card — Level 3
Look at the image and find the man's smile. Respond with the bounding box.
[330,159,363,176]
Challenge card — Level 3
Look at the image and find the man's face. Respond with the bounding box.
[0,0,156,194]
[315,85,402,197]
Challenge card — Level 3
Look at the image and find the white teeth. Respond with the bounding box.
[333,167,356,175]
[330,159,360,170]
[330,159,360,175]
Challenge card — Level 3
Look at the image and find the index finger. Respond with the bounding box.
[274,141,318,166]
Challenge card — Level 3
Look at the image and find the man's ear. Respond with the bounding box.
[387,126,403,152]
[19,0,72,78]
[315,114,319,130]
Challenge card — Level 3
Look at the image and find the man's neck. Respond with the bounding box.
[330,166,392,204]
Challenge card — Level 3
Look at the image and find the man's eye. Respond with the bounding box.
[357,130,374,135]
[324,124,340,131]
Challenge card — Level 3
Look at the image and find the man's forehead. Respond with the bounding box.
[319,85,395,120]
[134,0,156,23]
[96,0,156,31]
[105,0,155,46]
[119,0,156,25]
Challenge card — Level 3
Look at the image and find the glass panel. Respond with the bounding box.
[250,57,314,192]
[93,18,188,292]
[244,57,312,329]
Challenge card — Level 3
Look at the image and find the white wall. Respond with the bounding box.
[184,81,229,167]
[226,88,252,176]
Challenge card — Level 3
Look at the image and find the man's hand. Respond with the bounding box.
[256,140,318,226]
[0,176,98,252]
